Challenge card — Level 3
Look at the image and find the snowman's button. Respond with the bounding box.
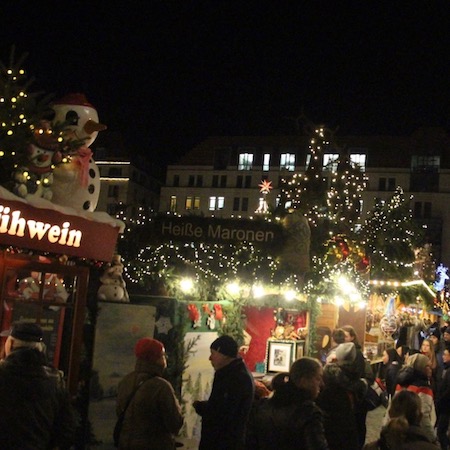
[83,201,91,210]
[88,184,95,194]
[89,168,96,178]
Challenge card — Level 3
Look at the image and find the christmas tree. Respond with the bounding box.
[278,124,332,256]
[327,147,367,236]
[280,125,330,224]
[0,47,53,189]
[362,187,423,281]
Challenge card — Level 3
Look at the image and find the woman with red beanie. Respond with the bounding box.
[116,337,183,449]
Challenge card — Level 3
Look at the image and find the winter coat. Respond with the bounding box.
[116,359,183,450]
[385,361,402,397]
[363,423,439,450]
[317,362,367,450]
[246,381,329,450]
[0,347,76,450]
[394,366,437,443]
[436,360,450,414]
[194,357,254,450]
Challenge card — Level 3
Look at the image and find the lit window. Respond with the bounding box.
[280,153,295,171]
[263,153,271,171]
[412,155,440,172]
[323,154,339,171]
[209,196,225,210]
[193,196,200,210]
[350,154,366,171]
[170,196,177,212]
[185,196,192,210]
[238,153,254,170]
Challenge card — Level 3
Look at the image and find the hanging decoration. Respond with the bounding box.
[255,179,273,214]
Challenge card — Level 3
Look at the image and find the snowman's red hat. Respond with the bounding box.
[32,120,60,151]
[52,93,94,107]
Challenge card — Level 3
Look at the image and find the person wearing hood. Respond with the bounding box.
[193,335,255,450]
[363,390,439,450]
[317,342,368,450]
[246,357,329,450]
[0,322,76,450]
[394,352,438,444]
[116,337,183,449]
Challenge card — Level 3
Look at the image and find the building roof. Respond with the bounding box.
[174,128,450,169]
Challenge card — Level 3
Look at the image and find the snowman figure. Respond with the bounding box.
[13,121,62,200]
[97,254,130,302]
[51,93,106,212]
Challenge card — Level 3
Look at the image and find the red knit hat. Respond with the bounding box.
[134,338,164,363]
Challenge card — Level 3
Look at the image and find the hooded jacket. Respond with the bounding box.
[246,381,329,450]
[363,422,439,450]
[0,347,76,450]
[116,359,183,450]
[395,365,437,443]
[317,362,368,450]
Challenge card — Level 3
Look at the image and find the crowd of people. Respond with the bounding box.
[3,319,450,450]
[114,324,450,449]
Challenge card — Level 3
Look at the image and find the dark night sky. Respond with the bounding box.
[1,2,450,166]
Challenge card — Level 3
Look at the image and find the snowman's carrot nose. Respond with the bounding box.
[84,120,107,135]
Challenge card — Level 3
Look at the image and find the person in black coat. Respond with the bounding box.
[317,342,367,450]
[0,322,75,450]
[342,325,372,449]
[382,347,403,397]
[436,347,450,450]
[193,335,255,450]
[246,357,329,450]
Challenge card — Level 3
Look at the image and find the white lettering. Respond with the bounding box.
[27,220,51,240]
[47,225,61,243]
[0,205,82,247]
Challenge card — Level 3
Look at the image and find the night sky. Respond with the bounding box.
[1,2,450,166]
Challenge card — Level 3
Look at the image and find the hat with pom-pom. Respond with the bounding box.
[134,338,164,363]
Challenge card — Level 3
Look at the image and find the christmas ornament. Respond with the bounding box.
[155,316,173,334]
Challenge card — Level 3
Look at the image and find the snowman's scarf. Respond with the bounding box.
[73,147,93,187]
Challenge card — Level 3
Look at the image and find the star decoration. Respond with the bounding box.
[155,315,173,334]
[258,180,273,194]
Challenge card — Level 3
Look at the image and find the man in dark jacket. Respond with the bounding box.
[193,335,255,450]
[0,322,76,450]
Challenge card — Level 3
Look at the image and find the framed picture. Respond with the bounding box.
[266,340,296,372]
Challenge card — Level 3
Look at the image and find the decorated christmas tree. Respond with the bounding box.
[327,147,367,236]
[362,187,422,281]
[280,125,330,223]
[0,47,54,189]
[278,124,332,256]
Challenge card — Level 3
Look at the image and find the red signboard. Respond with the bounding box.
[0,198,120,261]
